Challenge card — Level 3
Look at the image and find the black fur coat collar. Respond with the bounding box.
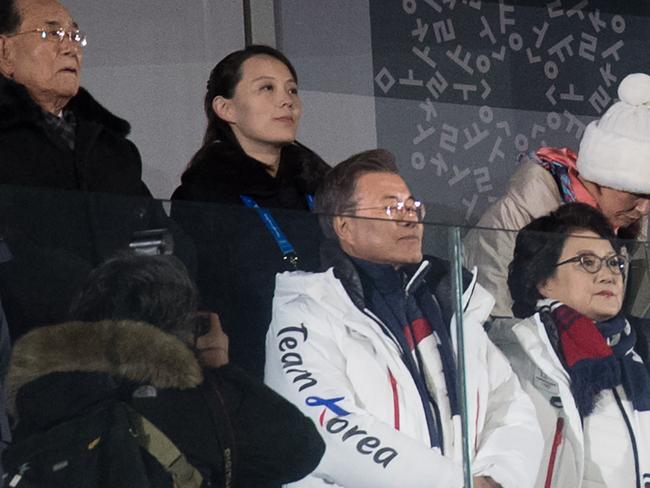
[0,74,130,136]
[178,140,329,202]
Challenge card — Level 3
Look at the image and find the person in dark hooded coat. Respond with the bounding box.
[5,254,325,487]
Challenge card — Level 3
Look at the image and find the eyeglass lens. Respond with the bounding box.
[387,202,424,220]
[40,28,86,46]
[581,254,625,273]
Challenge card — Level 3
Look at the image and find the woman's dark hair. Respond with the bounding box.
[68,253,199,341]
[508,202,620,318]
[188,45,298,165]
[314,149,398,239]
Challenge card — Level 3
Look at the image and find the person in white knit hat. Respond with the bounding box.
[464,73,650,320]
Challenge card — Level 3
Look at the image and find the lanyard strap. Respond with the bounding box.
[241,195,312,270]
[305,194,315,211]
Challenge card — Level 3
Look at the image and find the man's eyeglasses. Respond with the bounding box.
[355,200,426,222]
[6,27,87,47]
[555,252,627,275]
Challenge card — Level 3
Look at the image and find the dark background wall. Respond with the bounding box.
[369,0,650,224]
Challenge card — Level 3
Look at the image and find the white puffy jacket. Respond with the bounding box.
[463,159,566,318]
[495,312,650,487]
[265,262,543,488]
[463,157,650,319]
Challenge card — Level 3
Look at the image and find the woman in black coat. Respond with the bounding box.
[171,45,330,378]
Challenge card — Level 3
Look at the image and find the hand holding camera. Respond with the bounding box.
[194,312,229,368]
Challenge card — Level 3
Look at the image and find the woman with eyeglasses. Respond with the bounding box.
[171,45,330,378]
[499,202,650,487]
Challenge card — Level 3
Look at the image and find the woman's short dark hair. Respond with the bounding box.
[68,254,199,341]
[189,45,298,163]
[508,202,619,318]
[314,149,398,239]
[0,0,20,35]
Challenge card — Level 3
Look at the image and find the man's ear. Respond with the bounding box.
[0,37,14,78]
[332,215,349,241]
[212,96,235,124]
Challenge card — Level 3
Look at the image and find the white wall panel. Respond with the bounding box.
[64,1,245,198]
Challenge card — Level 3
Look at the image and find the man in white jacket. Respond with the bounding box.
[265,149,542,488]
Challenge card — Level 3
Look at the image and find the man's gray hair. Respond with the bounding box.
[313,149,399,239]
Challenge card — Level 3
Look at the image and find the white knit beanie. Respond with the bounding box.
[577,73,650,194]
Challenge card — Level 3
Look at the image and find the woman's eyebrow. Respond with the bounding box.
[572,248,616,256]
[251,76,276,82]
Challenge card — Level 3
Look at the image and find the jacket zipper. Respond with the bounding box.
[388,369,400,430]
[474,391,480,454]
[366,309,441,449]
[544,417,564,488]
[613,388,641,488]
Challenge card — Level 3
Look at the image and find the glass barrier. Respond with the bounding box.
[463,222,650,320]
[0,185,647,487]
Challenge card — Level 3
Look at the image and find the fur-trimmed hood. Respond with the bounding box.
[0,74,131,136]
[7,320,203,415]
[177,140,329,202]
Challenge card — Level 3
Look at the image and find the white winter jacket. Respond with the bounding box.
[265,262,543,488]
[463,157,650,319]
[463,159,562,318]
[494,312,650,487]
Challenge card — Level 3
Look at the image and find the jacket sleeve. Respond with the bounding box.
[264,296,464,488]
[471,328,544,488]
[0,298,10,449]
[210,364,325,485]
[463,161,562,317]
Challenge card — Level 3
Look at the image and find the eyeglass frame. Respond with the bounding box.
[4,27,87,47]
[554,252,627,275]
[353,199,426,222]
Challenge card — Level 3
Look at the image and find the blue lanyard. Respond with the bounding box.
[240,195,314,270]
[305,194,315,211]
